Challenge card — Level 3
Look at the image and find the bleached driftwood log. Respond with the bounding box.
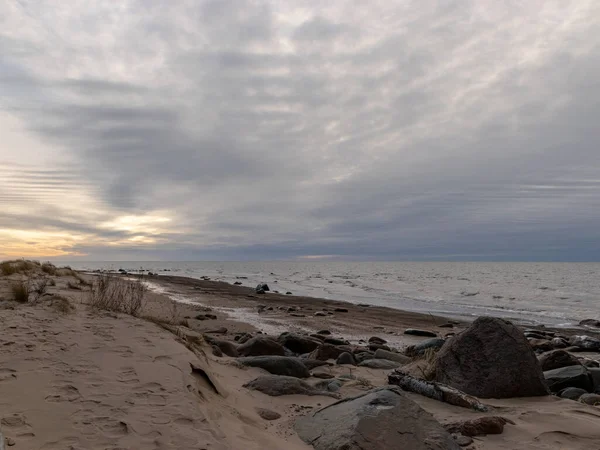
[388,370,489,412]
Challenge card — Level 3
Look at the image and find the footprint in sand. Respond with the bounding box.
[45,384,81,402]
[0,368,17,381]
[117,367,140,385]
[1,413,35,439]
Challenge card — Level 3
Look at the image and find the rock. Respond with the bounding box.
[550,337,568,348]
[286,291,292,295]
[538,350,582,371]
[439,323,454,328]
[278,333,322,354]
[334,307,348,313]
[434,316,549,398]
[237,336,285,356]
[358,359,401,369]
[559,387,587,400]
[235,332,252,344]
[528,338,554,352]
[295,387,460,450]
[255,407,281,420]
[314,311,327,317]
[211,345,223,357]
[406,338,446,357]
[238,356,310,378]
[302,359,332,370]
[256,289,265,294]
[244,375,337,397]
[314,379,343,392]
[336,352,356,365]
[317,329,331,335]
[368,336,387,345]
[374,349,411,365]
[311,369,335,379]
[203,336,239,357]
[206,327,227,334]
[323,337,349,346]
[310,334,326,341]
[368,343,391,352]
[405,329,438,337]
[570,335,600,351]
[256,283,270,292]
[579,393,600,405]
[444,416,514,437]
[354,351,376,363]
[453,434,473,447]
[582,359,600,368]
[544,365,593,393]
[308,343,347,361]
[289,313,306,317]
[588,367,600,390]
[233,281,242,285]
[580,319,600,328]
[6,437,16,447]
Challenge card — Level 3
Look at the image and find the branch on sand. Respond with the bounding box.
[388,370,489,412]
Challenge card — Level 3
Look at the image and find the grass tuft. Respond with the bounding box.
[89,274,147,316]
[11,281,30,303]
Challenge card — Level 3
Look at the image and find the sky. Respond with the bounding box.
[1,0,600,262]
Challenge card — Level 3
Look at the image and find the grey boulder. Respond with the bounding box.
[544,365,593,393]
[278,332,322,354]
[244,375,338,397]
[295,387,460,450]
[237,336,285,356]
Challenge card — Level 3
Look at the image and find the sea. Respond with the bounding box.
[64,261,600,327]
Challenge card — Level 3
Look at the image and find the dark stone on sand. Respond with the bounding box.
[538,350,581,371]
[444,416,514,437]
[290,313,305,317]
[358,359,401,369]
[334,307,348,313]
[453,434,473,447]
[439,323,454,328]
[302,359,332,370]
[579,393,600,405]
[528,338,554,352]
[278,332,322,354]
[336,352,356,365]
[211,345,223,357]
[206,327,227,334]
[308,343,347,361]
[256,407,281,420]
[368,343,391,352]
[317,330,331,335]
[314,311,326,317]
[323,337,349,346]
[256,289,265,294]
[354,351,375,363]
[238,356,310,378]
[203,337,239,357]
[544,365,593,393]
[237,336,286,357]
[256,283,270,292]
[244,375,337,397]
[550,337,568,349]
[570,335,600,351]
[374,349,411,365]
[368,336,387,345]
[311,369,335,379]
[233,281,242,285]
[310,334,326,341]
[434,317,549,398]
[559,387,587,400]
[314,379,343,392]
[404,329,437,337]
[235,332,253,344]
[295,387,460,450]
[286,291,292,295]
[406,338,446,357]
[580,319,600,328]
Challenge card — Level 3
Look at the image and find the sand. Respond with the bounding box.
[1,268,600,449]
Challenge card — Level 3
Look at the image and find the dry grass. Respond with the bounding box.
[74,273,92,287]
[11,280,30,303]
[89,274,147,316]
[1,259,40,276]
[41,262,57,275]
[67,281,83,290]
[31,277,51,302]
[49,294,74,314]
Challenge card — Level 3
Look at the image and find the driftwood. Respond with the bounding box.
[388,370,489,412]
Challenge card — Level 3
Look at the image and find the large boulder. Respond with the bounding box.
[295,387,460,450]
[237,336,285,356]
[570,335,600,351]
[544,365,593,393]
[433,317,549,398]
[538,350,582,371]
[308,343,348,361]
[237,356,310,378]
[244,375,337,397]
[278,332,321,354]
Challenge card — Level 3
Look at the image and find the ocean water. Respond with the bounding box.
[66,261,600,326]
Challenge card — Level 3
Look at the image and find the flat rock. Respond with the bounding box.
[309,343,348,361]
[295,387,460,450]
[405,329,438,337]
[538,350,581,371]
[444,417,514,437]
[324,337,350,346]
[237,336,286,357]
[237,356,310,378]
[579,393,600,405]
[368,336,387,345]
[358,359,401,369]
[374,349,411,365]
[570,335,600,351]
[244,375,338,397]
[336,352,356,365]
[544,365,593,393]
[579,319,600,328]
[434,316,549,398]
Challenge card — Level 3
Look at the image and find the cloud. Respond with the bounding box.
[1,0,600,260]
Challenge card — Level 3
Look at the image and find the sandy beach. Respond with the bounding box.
[1,263,600,449]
